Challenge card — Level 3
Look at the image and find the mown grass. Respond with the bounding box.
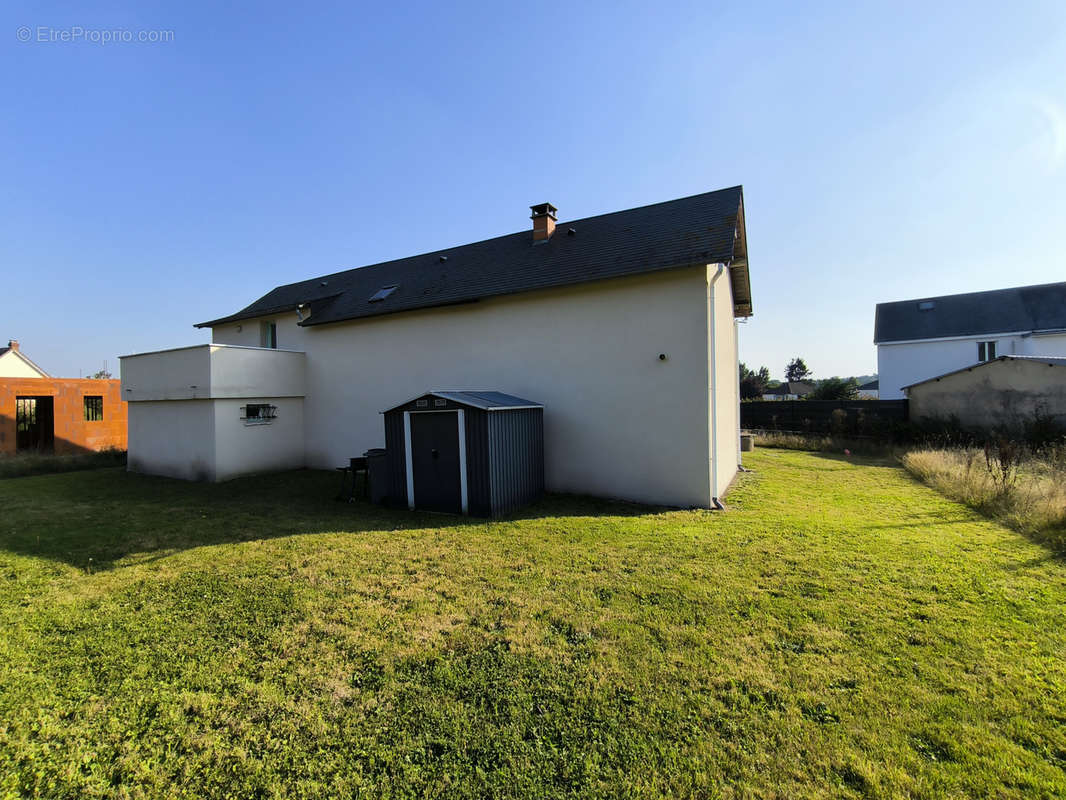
[902,447,1066,551]
[0,451,1064,798]
[0,448,126,479]
[752,430,898,458]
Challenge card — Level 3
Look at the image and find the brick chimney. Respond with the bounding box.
[530,203,557,242]
[7,339,17,352]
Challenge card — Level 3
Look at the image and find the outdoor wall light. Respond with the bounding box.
[659,353,668,361]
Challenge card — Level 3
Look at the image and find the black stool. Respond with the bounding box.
[335,456,368,502]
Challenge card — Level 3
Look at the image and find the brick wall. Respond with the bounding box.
[0,378,127,456]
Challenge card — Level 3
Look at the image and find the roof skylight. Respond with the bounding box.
[369,285,398,303]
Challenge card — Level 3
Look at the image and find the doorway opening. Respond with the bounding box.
[15,396,55,453]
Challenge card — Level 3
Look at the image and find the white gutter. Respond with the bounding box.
[709,263,727,509]
[735,318,742,469]
[875,330,1033,347]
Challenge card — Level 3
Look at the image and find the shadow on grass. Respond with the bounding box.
[799,449,1066,559]
[0,448,127,479]
[0,467,672,572]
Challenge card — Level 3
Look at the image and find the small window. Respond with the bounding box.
[368,285,398,303]
[977,340,997,362]
[83,396,103,422]
[917,300,936,311]
[242,403,277,424]
[260,321,277,349]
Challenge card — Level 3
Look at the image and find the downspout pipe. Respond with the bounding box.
[735,318,742,469]
[709,263,727,510]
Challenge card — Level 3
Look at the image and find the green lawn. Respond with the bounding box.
[0,451,1063,799]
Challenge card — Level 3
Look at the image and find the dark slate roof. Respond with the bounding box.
[387,390,543,412]
[874,282,1066,344]
[902,355,1066,390]
[197,187,751,329]
[858,379,879,391]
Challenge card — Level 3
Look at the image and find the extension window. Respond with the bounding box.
[241,404,277,425]
[83,396,104,421]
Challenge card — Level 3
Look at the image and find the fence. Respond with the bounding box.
[740,399,909,434]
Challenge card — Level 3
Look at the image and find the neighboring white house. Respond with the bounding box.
[875,282,1066,400]
[0,340,50,378]
[120,187,753,509]
[856,379,879,399]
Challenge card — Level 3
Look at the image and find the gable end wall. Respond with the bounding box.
[213,267,720,508]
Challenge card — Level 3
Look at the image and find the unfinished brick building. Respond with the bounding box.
[0,341,127,456]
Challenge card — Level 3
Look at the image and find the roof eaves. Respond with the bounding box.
[298,255,732,330]
[196,185,751,330]
[901,355,1066,390]
[196,294,343,329]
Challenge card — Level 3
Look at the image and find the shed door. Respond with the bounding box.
[410,412,462,513]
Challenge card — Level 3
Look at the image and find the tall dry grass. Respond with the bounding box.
[753,430,899,458]
[902,445,1066,550]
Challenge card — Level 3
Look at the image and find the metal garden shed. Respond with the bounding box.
[382,390,544,517]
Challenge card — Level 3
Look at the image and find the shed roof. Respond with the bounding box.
[874,282,1066,344]
[197,186,751,329]
[386,390,543,413]
[901,355,1066,390]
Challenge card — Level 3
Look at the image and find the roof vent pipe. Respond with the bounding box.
[530,203,557,242]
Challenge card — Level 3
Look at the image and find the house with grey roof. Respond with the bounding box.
[761,381,814,401]
[857,379,879,399]
[874,282,1066,399]
[120,187,753,509]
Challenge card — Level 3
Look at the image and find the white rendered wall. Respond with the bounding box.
[878,333,1036,400]
[212,398,305,481]
[212,267,731,508]
[120,345,304,401]
[209,347,305,398]
[127,400,217,481]
[0,351,48,378]
[1021,332,1066,357]
[708,266,740,500]
[126,397,305,481]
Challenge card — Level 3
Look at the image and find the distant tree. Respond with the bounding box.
[808,377,860,401]
[89,369,112,379]
[739,362,772,400]
[785,357,811,382]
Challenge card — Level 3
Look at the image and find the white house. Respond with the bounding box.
[120,187,753,509]
[762,381,813,401]
[0,340,50,378]
[875,282,1066,400]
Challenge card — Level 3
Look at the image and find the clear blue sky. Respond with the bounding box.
[4,1,1064,380]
